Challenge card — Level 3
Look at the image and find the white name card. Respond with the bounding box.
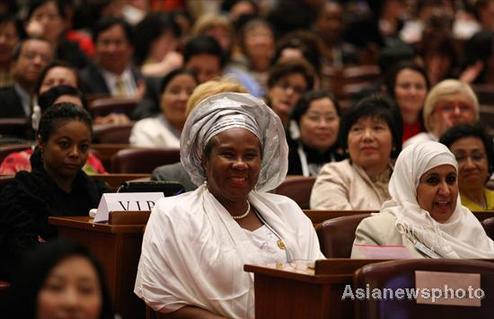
[93,192,164,223]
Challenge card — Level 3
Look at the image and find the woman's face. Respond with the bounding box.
[0,21,20,63]
[299,97,339,151]
[450,136,490,192]
[39,120,91,180]
[394,68,427,120]
[268,73,308,121]
[29,1,65,43]
[39,67,78,95]
[347,116,393,173]
[243,24,274,59]
[149,31,178,61]
[37,256,102,319]
[161,73,197,130]
[429,92,476,136]
[203,128,261,205]
[416,164,458,223]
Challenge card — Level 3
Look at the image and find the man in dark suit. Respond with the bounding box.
[80,17,143,98]
[0,37,53,119]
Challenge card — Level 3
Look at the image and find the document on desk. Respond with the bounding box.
[93,192,164,223]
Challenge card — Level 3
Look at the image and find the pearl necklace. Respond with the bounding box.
[232,201,251,220]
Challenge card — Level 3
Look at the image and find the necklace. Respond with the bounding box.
[232,201,251,220]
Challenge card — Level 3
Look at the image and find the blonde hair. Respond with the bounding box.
[185,79,248,117]
[423,79,479,132]
[192,14,233,37]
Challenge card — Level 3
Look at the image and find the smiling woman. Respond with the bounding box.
[0,104,109,280]
[135,92,323,318]
[351,141,494,259]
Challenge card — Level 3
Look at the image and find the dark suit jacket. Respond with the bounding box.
[0,86,27,118]
[151,162,197,192]
[79,62,143,96]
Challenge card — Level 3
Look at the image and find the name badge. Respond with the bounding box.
[93,192,164,223]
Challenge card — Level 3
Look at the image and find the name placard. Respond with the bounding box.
[93,192,164,223]
[415,271,482,307]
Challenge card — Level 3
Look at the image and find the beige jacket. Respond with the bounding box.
[351,212,425,258]
[310,159,390,210]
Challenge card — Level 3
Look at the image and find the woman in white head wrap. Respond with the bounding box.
[135,92,323,318]
[352,141,494,259]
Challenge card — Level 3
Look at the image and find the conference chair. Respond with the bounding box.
[316,213,371,258]
[482,216,494,240]
[111,148,180,174]
[353,259,494,319]
[273,176,316,209]
[92,123,135,144]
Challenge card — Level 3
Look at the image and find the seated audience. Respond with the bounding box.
[352,141,494,258]
[0,103,108,279]
[0,85,107,175]
[129,68,198,147]
[288,90,342,176]
[35,60,130,125]
[385,61,429,142]
[265,59,315,141]
[404,79,479,147]
[440,123,494,211]
[151,79,248,191]
[135,92,323,317]
[310,95,402,210]
[0,13,25,88]
[5,239,114,318]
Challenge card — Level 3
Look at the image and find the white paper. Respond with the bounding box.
[93,192,164,223]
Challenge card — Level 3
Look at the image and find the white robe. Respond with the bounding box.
[134,185,323,318]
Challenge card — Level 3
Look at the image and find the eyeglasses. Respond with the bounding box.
[275,82,306,95]
[453,151,486,164]
[436,104,473,114]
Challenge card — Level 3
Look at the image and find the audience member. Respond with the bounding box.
[352,141,494,258]
[288,90,342,176]
[0,37,53,119]
[130,68,198,147]
[385,61,429,142]
[6,239,114,318]
[135,92,322,317]
[183,35,225,84]
[311,95,402,210]
[0,103,108,279]
[404,79,479,147]
[440,123,494,211]
[0,13,25,88]
[80,17,144,98]
[151,79,248,191]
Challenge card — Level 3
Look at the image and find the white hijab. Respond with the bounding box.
[382,141,494,258]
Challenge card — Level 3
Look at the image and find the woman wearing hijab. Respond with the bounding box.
[351,141,494,259]
[134,92,323,318]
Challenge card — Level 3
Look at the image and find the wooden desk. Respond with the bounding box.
[49,216,146,319]
[245,259,386,319]
[91,173,150,191]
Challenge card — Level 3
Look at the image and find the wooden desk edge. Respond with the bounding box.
[49,216,146,233]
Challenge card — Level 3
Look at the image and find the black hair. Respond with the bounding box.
[384,60,430,99]
[272,30,322,72]
[439,122,494,178]
[34,60,80,97]
[92,16,134,46]
[6,238,114,319]
[159,67,198,94]
[0,12,26,40]
[267,58,315,91]
[37,85,87,112]
[26,0,66,21]
[291,90,341,125]
[183,35,226,68]
[37,103,93,143]
[12,36,51,61]
[134,12,181,66]
[339,95,403,159]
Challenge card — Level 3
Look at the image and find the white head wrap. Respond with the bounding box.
[382,141,494,258]
[180,92,289,192]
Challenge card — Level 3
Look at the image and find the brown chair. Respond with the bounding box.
[316,213,371,258]
[92,123,134,144]
[88,96,139,117]
[354,259,494,319]
[111,148,180,173]
[0,118,30,139]
[272,176,316,209]
[482,216,494,240]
